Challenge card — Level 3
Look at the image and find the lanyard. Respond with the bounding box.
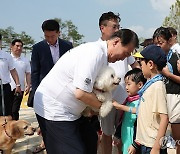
[167,50,173,73]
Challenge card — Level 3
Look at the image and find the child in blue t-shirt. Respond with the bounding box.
[112,68,146,154]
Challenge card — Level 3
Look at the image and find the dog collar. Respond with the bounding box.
[2,123,12,139]
[94,88,106,93]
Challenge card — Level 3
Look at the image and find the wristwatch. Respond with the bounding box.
[16,84,21,87]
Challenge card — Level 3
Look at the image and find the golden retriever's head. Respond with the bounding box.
[8,120,36,139]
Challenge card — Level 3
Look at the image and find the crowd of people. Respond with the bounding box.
[0,11,180,154]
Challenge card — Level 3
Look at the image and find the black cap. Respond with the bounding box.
[140,45,167,68]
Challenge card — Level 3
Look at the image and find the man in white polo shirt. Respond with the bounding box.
[98,12,140,154]
[0,34,21,116]
[34,29,139,154]
[10,39,31,120]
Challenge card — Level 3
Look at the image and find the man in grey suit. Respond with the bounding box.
[30,19,73,153]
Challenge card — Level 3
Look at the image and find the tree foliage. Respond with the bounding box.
[54,18,84,47]
[163,0,180,42]
[0,18,83,53]
[0,26,35,53]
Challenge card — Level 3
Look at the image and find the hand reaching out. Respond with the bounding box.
[128,145,136,154]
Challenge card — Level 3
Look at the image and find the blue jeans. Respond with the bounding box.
[141,145,167,154]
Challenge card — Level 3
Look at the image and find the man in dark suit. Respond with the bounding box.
[31,19,73,91]
[30,19,73,153]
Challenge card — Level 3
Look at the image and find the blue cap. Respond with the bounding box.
[140,45,167,68]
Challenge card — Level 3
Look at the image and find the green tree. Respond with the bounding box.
[163,0,180,42]
[54,18,84,46]
[0,26,17,49]
[0,26,35,53]
[18,31,35,55]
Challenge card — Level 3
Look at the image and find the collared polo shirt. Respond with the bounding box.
[98,38,135,102]
[0,50,15,84]
[34,41,108,121]
[10,54,31,91]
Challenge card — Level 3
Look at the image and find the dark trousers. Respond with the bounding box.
[36,114,98,154]
[141,145,167,154]
[88,115,101,132]
[0,83,12,116]
[79,116,98,154]
[11,89,24,120]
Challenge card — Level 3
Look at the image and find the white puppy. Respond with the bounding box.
[82,66,120,117]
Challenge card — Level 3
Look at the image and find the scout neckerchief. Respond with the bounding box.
[137,74,163,114]
[119,94,140,124]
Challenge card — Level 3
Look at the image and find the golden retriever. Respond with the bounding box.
[0,116,36,154]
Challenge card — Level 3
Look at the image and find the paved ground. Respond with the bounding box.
[12,107,46,154]
[11,95,176,154]
[10,95,46,154]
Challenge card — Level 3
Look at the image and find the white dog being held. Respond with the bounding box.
[82,66,120,117]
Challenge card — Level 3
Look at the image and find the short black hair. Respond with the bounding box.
[142,58,165,71]
[99,11,121,27]
[110,29,139,48]
[11,39,23,46]
[0,34,2,40]
[42,19,60,32]
[140,38,153,47]
[153,27,172,41]
[125,68,147,85]
[168,27,177,36]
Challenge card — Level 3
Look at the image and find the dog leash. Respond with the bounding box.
[1,122,12,138]
[0,79,7,125]
[0,79,5,116]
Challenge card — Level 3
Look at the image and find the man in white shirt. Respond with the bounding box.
[0,34,21,116]
[34,29,139,154]
[30,20,73,153]
[98,12,140,154]
[10,39,31,120]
